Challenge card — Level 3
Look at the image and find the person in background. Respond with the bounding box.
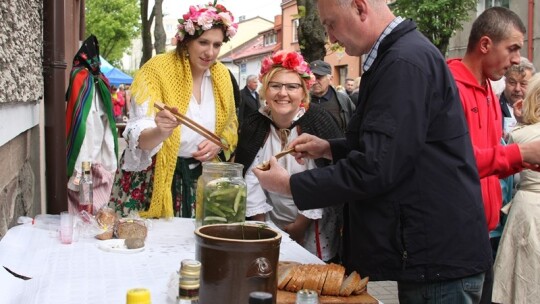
[493,59,536,255]
[111,85,125,122]
[123,84,132,117]
[309,59,355,132]
[253,0,492,303]
[118,84,126,100]
[498,58,536,218]
[229,69,241,120]
[344,78,355,96]
[235,51,343,262]
[500,57,536,136]
[118,84,128,119]
[238,74,259,127]
[349,76,361,107]
[493,73,540,303]
[447,7,540,304]
[108,2,239,218]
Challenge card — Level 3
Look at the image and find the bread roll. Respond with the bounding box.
[95,207,117,240]
[116,219,148,240]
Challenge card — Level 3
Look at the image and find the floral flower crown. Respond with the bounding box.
[259,51,315,89]
[175,1,238,43]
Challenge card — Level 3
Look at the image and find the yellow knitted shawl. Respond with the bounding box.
[130,51,238,218]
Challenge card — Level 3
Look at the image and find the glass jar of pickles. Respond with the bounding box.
[195,162,246,227]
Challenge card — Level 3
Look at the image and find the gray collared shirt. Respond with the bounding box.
[363,16,404,72]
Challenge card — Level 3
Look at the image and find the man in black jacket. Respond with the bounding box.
[238,74,259,127]
[253,0,492,303]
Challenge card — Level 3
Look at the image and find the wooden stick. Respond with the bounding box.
[153,101,229,150]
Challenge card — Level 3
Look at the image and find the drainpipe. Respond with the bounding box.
[43,0,68,213]
[528,0,534,62]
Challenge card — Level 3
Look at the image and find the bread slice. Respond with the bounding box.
[322,263,345,296]
[352,276,370,295]
[295,265,309,292]
[333,265,346,296]
[284,265,303,292]
[339,271,361,296]
[316,265,329,295]
[287,264,309,292]
[302,265,320,291]
[277,263,295,289]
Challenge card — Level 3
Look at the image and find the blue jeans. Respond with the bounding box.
[398,272,485,304]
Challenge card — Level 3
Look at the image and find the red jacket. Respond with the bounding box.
[448,58,523,231]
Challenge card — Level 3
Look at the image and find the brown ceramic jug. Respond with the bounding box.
[194,223,282,304]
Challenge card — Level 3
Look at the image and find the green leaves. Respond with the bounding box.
[391,0,476,55]
[85,0,141,65]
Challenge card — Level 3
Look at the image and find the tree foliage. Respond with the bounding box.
[390,0,477,55]
[85,0,140,65]
[296,0,327,63]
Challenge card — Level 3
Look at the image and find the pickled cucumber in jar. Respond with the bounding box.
[202,177,246,225]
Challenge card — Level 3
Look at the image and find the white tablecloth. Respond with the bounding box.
[0,218,324,304]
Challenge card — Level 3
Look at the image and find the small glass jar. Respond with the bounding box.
[195,162,246,227]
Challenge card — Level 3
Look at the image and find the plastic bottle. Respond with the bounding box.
[295,289,319,304]
[78,161,93,214]
[178,259,201,303]
[248,291,273,304]
[126,288,151,304]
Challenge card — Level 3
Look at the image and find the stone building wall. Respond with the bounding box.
[0,0,43,238]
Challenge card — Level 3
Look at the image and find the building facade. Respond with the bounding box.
[0,0,83,238]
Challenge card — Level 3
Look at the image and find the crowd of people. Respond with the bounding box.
[68,1,540,303]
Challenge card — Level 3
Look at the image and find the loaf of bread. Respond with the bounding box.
[277,262,370,297]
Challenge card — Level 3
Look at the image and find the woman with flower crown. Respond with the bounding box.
[108,1,239,219]
[235,51,344,262]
